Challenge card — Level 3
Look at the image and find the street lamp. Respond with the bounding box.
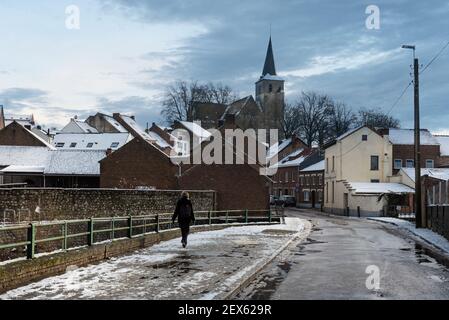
[402,44,422,228]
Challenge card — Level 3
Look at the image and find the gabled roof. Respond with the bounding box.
[61,119,98,134]
[400,167,449,182]
[387,128,438,145]
[178,121,212,140]
[53,133,133,151]
[301,160,325,172]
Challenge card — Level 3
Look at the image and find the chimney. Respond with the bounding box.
[130,115,136,121]
[106,148,113,156]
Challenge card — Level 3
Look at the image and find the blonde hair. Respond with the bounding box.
[182,191,190,199]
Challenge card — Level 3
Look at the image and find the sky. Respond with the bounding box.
[0,0,448,132]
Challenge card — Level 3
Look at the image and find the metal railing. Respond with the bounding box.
[0,209,281,260]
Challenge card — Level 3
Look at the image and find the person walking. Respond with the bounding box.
[172,191,195,248]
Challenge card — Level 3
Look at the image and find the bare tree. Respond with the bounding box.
[357,108,400,128]
[328,102,357,139]
[161,81,236,124]
[282,102,300,138]
[295,92,333,147]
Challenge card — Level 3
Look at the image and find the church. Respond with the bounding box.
[187,37,285,138]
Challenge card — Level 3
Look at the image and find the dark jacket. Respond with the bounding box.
[172,196,195,226]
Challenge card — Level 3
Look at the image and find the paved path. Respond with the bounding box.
[237,209,449,300]
[0,219,307,300]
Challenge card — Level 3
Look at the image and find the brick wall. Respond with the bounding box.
[393,145,440,173]
[0,188,216,223]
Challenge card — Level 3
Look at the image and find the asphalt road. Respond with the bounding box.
[236,209,449,300]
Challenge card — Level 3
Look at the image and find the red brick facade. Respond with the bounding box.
[0,121,48,147]
[100,138,179,190]
[392,145,440,174]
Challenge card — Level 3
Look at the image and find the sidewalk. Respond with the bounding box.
[0,218,310,300]
[369,217,449,254]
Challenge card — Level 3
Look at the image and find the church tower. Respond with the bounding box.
[255,37,285,136]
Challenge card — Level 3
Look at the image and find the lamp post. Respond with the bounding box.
[402,44,422,228]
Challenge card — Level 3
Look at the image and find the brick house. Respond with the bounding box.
[378,128,440,174]
[0,121,54,148]
[100,138,180,190]
[298,158,325,208]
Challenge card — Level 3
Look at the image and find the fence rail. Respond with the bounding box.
[0,209,282,261]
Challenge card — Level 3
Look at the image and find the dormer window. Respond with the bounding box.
[110,142,120,148]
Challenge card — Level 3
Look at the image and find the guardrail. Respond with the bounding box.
[0,209,282,260]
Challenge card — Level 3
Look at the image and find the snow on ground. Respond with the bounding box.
[370,217,449,254]
[0,218,306,300]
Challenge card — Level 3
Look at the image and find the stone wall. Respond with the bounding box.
[0,188,216,223]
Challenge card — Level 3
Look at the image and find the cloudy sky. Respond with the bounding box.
[0,0,448,132]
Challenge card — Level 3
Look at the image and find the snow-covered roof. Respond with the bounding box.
[61,119,98,134]
[434,135,449,156]
[0,146,104,176]
[53,133,132,151]
[270,148,307,168]
[301,160,325,172]
[346,182,414,195]
[179,121,212,140]
[0,165,45,173]
[387,129,439,145]
[400,167,449,182]
[102,114,128,133]
[259,74,284,81]
[0,146,49,167]
[45,150,105,175]
[336,126,364,141]
[267,138,292,159]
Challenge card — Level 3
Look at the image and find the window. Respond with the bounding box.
[362,135,368,141]
[426,159,434,168]
[406,159,414,168]
[110,142,120,148]
[304,191,310,202]
[300,176,304,185]
[332,156,335,172]
[319,175,323,185]
[371,179,380,183]
[69,143,77,148]
[394,159,403,170]
[285,172,289,182]
[269,84,273,92]
[370,156,379,171]
[56,143,65,148]
[326,158,329,173]
[86,143,94,148]
[326,182,329,203]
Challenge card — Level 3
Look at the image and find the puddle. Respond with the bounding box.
[239,261,292,300]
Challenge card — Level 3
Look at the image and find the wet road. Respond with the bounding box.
[237,209,449,300]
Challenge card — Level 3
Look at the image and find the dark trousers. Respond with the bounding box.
[180,225,190,244]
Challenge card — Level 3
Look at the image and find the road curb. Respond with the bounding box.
[367,218,449,256]
[214,219,313,300]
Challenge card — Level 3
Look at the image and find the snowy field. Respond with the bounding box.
[0,218,307,300]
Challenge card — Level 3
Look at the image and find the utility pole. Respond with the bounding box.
[402,45,422,228]
[413,57,422,228]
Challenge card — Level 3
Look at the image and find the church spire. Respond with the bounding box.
[262,36,277,77]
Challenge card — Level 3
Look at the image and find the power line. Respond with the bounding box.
[420,41,449,75]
